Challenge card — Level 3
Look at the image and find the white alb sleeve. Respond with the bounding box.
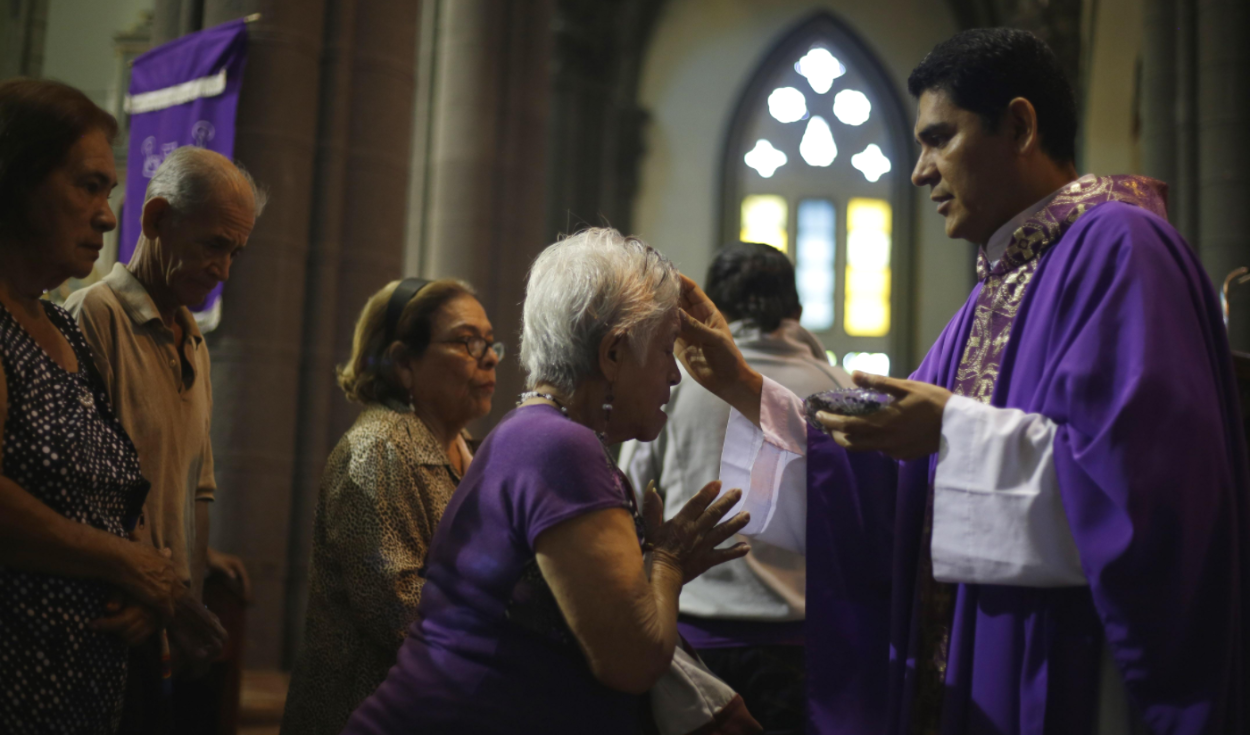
[719,377,808,554]
[931,395,1086,587]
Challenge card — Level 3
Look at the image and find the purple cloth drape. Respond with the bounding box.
[806,201,1250,734]
[121,19,248,314]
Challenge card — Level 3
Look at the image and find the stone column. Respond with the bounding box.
[1140,0,1177,192]
[283,0,419,662]
[544,1,657,243]
[1174,0,1200,241]
[201,0,327,667]
[282,0,357,665]
[0,0,48,78]
[1197,0,1250,350]
[424,0,553,430]
[327,0,419,439]
[152,0,203,45]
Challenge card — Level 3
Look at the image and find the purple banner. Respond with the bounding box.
[121,19,248,319]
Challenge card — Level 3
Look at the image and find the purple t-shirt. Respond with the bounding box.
[343,405,641,734]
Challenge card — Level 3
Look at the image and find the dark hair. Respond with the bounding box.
[0,78,118,234]
[705,242,801,334]
[907,28,1077,164]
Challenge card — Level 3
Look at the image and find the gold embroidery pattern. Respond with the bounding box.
[954,259,1042,404]
[955,174,1168,406]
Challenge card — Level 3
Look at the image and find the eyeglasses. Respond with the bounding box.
[439,337,505,362]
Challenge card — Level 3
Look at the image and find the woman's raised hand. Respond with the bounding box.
[676,275,764,422]
[643,480,751,584]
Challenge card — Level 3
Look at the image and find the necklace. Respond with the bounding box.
[518,391,645,542]
[517,390,569,416]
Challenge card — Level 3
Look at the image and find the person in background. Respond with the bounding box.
[281,277,501,735]
[0,77,184,735]
[618,241,850,734]
[342,228,751,735]
[65,145,262,733]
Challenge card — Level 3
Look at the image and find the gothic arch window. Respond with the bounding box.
[719,13,914,376]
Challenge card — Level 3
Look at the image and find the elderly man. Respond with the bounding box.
[66,146,263,732]
[678,28,1248,735]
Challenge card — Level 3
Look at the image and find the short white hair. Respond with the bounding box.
[522,227,680,394]
[144,146,267,220]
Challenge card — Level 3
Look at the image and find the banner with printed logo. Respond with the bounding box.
[121,18,248,331]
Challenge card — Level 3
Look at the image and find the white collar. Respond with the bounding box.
[984,186,1065,265]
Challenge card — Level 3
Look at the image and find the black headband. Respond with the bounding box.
[384,277,431,345]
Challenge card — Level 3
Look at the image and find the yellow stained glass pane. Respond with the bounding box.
[844,198,891,337]
[740,195,788,253]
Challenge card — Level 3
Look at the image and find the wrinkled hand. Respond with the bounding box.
[816,372,952,461]
[207,547,252,602]
[676,275,761,409]
[91,596,160,646]
[643,480,751,583]
[117,541,185,623]
[167,595,227,671]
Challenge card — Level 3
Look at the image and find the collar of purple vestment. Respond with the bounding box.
[955,174,1168,403]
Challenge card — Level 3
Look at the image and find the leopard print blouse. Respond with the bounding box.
[280,404,462,735]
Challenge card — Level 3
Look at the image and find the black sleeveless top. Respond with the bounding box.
[0,300,149,734]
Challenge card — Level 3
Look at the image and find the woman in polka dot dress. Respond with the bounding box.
[0,80,186,733]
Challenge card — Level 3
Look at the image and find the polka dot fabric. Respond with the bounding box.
[0,301,149,734]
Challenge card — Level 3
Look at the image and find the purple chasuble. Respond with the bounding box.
[804,175,1250,735]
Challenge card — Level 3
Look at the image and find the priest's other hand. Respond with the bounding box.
[676,274,764,423]
[816,372,951,461]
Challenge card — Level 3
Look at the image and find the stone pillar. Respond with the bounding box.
[282,0,357,665]
[327,0,419,438]
[425,0,553,429]
[1197,0,1250,350]
[283,0,419,662]
[152,0,202,45]
[544,0,671,245]
[201,0,327,667]
[1140,0,1177,192]
[1174,0,1200,242]
[0,0,48,79]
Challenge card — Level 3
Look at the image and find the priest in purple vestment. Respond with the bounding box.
[674,28,1249,735]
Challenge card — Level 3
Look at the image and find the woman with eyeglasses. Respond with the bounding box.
[281,278,501,735]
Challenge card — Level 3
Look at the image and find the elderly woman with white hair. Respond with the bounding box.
[344,228,751,735]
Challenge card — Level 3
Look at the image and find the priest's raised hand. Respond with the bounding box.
[675,273,763,425]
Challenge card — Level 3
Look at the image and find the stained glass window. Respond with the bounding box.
[740,195,788,252]
[843,352,890,375]
[724,16,908,375]
[797,199,835,331]
[844,198,891,337]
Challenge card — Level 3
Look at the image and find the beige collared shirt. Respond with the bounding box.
[65,263,215,584]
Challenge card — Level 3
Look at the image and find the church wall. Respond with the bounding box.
[41,0,152,112]
[35,0,154,276]
[632,0,967,372]
[1083,0,1144,177]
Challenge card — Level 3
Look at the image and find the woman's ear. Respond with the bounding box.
[388,342,416,393]
[598,331,626,383]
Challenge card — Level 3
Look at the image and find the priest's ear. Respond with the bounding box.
[140,196,173,241]
[1005,97,1042,157]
